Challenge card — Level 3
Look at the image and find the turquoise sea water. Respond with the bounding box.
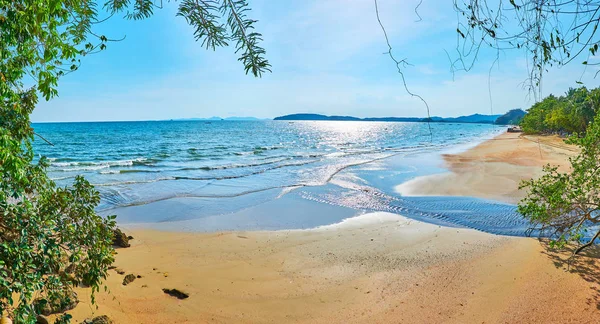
[33,120,531,235]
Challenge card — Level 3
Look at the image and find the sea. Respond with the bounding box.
[32,120,533,235]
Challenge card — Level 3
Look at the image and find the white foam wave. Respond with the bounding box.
[50,175,77,181]
[100,170,121,174]
[51,158,147,171]
[94,177,176,187]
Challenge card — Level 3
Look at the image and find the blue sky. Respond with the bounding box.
[31,0,599,122]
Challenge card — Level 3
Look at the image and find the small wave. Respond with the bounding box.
[50,175,78,181]
[252,146,283,154]
[187,148,228,158]
[324,152,347,158]
[257,154,292,160]
[254,145,282,151]
[57,164,111,172]
[99,170,121,175]
[95,159,321,188]
[51,158,149,171]
[188,154,226,160]
[99,169,161,175]
[93,177,177,187]
[119,169,161,174]
[98,184,307,212]
[178,157,292,171]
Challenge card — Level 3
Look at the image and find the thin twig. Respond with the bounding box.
[34,132,54,146]
[374,0,433,139]
[414,0,423,22]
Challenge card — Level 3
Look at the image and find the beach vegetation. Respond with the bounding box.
[519,87,600,135]
[519,113,600,257]
[0,0,266,322]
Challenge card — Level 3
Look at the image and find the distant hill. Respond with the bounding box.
[273,114,357,121]
[494,109,526,125]
[174,116,264,121]
[427,113,502,124]
[274,113,502,124]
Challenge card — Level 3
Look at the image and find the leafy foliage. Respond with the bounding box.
[519,114,600,255]
[1,0,267,322]
[519,87,600,134]
[176,0,271,76]
[453,1,600,97]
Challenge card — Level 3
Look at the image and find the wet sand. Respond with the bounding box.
[396,132,578,204]
[63,132,600,323]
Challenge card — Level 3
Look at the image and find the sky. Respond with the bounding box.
[31,0,600,122]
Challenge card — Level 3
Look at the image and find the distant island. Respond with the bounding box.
[173,110,527,125]
[274,111,525,125]
[174,116,264,121]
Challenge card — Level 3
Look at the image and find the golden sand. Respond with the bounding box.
[62,132,599,323]
[396,132,578,204]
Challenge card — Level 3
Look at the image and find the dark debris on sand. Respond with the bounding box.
[162,288,189,299]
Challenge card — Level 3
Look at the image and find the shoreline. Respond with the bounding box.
[395,132,578,204]
[63,131,600,323]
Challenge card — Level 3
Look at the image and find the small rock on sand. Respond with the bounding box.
[122,274,136,286]
[112,228,130,248]
[83,315,113,324]
[35,291,78,316]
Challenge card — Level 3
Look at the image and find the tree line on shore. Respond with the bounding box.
[520,87,600,135]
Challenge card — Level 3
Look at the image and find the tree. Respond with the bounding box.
[518,113,600,257]
[518,87,599,134]
[0,0,268,322]
[452,1,600,99]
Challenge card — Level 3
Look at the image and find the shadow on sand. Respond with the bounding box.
[540,240,600,310]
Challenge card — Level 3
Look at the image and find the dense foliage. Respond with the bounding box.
[519,87,600,134]
[519,113,600,256]
[0,0,267,322]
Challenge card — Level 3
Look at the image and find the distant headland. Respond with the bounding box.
[273,110,526,125]
[174,116,264,121]
[172,110,527,125]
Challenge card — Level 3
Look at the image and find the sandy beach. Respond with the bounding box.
[396,132,579,204]
[64,132,600,323]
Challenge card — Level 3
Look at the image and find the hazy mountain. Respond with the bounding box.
[494,109,526,125]
[174,116,266,121]
[423,113,502,124]
[274,113,502,124]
